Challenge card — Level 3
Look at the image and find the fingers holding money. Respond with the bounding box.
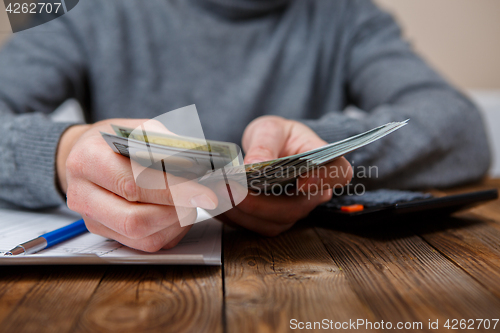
[59,118,217,252]
[216,179,331,236]
[67,179,197,252]
[67,181,173,236]
[66,134,218,210]
[294,157,353,190]
[82,214,194,253]
[242,116,289,164]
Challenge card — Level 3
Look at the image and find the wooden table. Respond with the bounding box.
[1,179,500,332]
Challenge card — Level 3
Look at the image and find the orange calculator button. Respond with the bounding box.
[340,204,364,213]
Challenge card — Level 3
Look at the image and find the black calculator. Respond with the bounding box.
[313,188,498,227]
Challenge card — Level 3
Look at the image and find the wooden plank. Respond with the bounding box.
[315,224,500,331]
[0,265,106,333]
[73,265,223,333]
[416,181,500,299]
[0,266,41,325]
[224,223,376,333]
[418,213,500,299]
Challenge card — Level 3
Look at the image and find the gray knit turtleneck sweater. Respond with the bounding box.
[0,0,491,208]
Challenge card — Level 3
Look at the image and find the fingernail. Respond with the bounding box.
[246,158,263,164]
[190,194,217,210]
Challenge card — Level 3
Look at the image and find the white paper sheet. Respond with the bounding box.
[0,206,221,265]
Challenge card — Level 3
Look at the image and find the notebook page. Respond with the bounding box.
[0,206,221,265]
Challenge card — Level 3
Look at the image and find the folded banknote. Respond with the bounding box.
[101,120,408,190]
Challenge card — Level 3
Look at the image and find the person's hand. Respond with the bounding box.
[57,119,219,252]
[217,116,353,236]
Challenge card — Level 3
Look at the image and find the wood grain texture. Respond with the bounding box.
[1,180,500,333]
[417,183,500,299]
[224,223,376,333]
[0,266,42,325]
[72,265,222,333]
[418,214,500,298]
[315,224,500,332]
[0,265,106,333]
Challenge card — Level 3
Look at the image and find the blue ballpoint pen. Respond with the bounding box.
[3,219,88,256]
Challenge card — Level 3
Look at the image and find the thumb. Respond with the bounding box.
[243,117,289,164]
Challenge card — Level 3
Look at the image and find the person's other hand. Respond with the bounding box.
[57,119,218,252]
[217,115,353,236]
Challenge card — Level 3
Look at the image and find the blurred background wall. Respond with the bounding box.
[375,0,500,90]
[1,0,499,175]
[374,0,500,176]
[0,1,10,46]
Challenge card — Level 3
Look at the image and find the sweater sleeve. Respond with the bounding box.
[0,16,88,208]
[302,0,491,190]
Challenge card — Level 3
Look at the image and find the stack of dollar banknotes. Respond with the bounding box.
[101,120,408,191]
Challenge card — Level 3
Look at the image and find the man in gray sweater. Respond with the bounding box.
[0,0,491,251]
